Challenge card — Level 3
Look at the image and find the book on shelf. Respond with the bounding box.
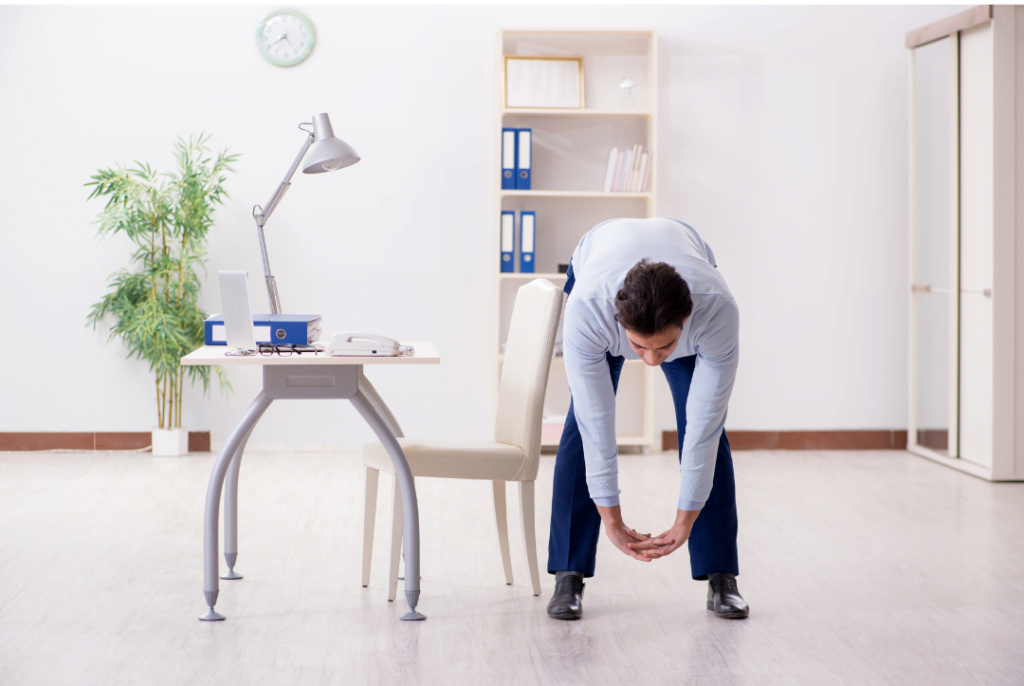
[611,148,625,192]
[618,145,634,192]
[520,211,536,273]
[501,128,516,190]
[628,145,642,192]
[499,127,533,190]
[631,147,647,192]
[602,148,618,193]
[500,211,515,273]
[602,145,651,193]
[515,129,532,190]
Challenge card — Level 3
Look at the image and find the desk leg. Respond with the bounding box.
[358,376,404,438]
[351,389,425,621]
[200,391,273,621]
[221,423,256,580]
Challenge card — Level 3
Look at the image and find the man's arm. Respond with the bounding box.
[679,296,740,507]
[562,298,621,506]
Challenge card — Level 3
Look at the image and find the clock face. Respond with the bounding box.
[256,9,315,67]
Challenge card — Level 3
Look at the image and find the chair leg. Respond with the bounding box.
[518,480,541,596]
[362,467,379,588]
[492,480,514,585]
[388,476,404,602]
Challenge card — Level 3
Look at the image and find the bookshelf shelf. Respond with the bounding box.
[501,108,652,118]
[497,354,646,364]
[542,435,648,448]
[495,29,657,450]
[501,190,652,199]
[499,272,568,280]
[501,28,654,37]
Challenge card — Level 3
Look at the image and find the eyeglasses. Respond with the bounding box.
[258,344,321,357]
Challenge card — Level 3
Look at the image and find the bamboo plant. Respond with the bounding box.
[86,134,239,429]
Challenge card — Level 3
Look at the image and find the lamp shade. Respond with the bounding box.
[302,113,360,174]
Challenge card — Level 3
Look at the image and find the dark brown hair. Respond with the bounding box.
[614,259,692,336]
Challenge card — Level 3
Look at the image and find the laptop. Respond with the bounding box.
[218,271,258,356]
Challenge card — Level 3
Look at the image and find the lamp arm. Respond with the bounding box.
[258,132,314,226]
[252,131,315,314]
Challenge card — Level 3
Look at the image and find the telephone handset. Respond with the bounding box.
[324,332,415,357]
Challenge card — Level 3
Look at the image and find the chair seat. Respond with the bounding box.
[363,438,527,481]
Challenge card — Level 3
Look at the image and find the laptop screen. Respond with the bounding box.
[218,271,257,351]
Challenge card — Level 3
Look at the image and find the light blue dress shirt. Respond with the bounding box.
[563,217,739,511]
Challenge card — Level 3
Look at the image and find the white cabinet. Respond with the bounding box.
[907,6,1024,480]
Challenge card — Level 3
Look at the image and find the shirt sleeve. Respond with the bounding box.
[678,297,739,508]
[562,297,621,505]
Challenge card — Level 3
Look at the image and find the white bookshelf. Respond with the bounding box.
[495,29,658,449]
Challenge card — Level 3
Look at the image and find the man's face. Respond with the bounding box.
[625,325,683,366]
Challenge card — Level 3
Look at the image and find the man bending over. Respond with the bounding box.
[546,216,749,621]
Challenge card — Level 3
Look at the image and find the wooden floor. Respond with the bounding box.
[1,448,1022,685]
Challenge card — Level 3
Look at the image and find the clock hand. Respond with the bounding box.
[270,34,288,47]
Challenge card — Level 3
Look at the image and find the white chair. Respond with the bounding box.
[361,279,563,600]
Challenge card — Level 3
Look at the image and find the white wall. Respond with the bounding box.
[0,5,966,449]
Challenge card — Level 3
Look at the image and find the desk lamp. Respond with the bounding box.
[253,113,360,313]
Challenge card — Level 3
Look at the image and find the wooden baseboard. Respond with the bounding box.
[0,432,211,452]
[661,430,909,451]
[2,430,907,453]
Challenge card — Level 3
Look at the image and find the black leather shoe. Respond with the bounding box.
[547,575,585,620]
[707,573,749,619]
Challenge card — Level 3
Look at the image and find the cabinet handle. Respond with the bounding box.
[911,284,950,294]
[914,285,992,298]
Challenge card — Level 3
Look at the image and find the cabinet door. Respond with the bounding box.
[958,22,995,468]
[909,36,959,457]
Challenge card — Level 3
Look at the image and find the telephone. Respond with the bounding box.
[324,332,415,357]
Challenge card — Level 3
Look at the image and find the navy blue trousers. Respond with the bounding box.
[546,268,740,580]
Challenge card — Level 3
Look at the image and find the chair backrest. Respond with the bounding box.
[494,278,564,481]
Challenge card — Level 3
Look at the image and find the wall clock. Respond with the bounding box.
[256,9,315,67]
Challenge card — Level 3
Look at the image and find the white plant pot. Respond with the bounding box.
[152,427,189,456]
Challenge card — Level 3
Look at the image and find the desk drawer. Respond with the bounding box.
[263,365,360,399]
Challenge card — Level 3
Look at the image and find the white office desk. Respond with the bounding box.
[181,343,439,622]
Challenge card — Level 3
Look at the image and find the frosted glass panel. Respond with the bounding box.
[958,22,994,468]
[912,37,952,454]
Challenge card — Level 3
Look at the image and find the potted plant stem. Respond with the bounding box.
[86,134,238,455]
